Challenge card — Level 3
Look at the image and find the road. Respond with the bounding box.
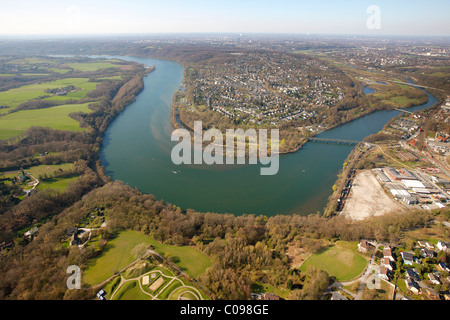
[93,246,215,299]
[323,241,405,300]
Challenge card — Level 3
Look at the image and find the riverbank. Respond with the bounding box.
[324,93,444,219]
[101,55,443,217]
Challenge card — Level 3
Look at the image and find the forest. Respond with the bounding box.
[1,180,445,300]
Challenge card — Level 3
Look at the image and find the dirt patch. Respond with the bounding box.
[342,170,405,220]
[286,244,311,269]
[149,276,164,292]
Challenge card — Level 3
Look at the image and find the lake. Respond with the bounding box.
[100,56,438,217]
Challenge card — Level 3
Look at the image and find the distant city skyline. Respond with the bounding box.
[1,0,450,37]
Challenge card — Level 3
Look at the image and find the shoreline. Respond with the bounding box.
[102,54,444,218]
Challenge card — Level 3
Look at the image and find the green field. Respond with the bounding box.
[38,175,79,192]
[0,77,99,111]
[83,230,212,286]
[112,281,150,300]
[83,231,153,285]
[147,238,212,278]
[0,102,93,139]
[106,265,206,300]
[300,241,368,281]
[66,62,119,72]
[26,163,74,177]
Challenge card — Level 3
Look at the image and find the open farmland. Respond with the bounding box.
[0,78,99,112]
[0,102,94,139]
[65,61,120,72]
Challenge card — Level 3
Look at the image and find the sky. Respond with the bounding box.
[1,0,449,36]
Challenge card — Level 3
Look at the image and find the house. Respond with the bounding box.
[383,246,395,262]
[262,293,280,300]
[24,226,38,238]
[437,240,450,253]
[23,188,37,197]
[403,196,418,205]
[428,273,440,285]
[405,279,420,295]
[401,251,414,265]
[417,241,426,247]
[70,233,80,246]
[379,266,391,281]
[358,240,373,253]
[250,293,261,300]
[381,258,393,271]
[0,241,14,251]
[420,248,435,258]
[405,269,420,282]
[437,262,450,273]
[422,287,440,300]
[97,289,107,300]
[67,228,77,236]
[425,242,435,250]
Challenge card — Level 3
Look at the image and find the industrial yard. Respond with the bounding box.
[341,170,406,220]
[373,167,450,210]
[342,166,450,220]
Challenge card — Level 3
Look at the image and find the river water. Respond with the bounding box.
[100,56,438,216]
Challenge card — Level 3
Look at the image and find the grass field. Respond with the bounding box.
[38,175,79,192]
[26,163,74,177]
[0,102,93,139]
[83,230,212,286]
[112,281,150,300]
[107,265,206,300]
[83,230,153,285]
[299,241,368,281]
[0,77,99,111]
[147,238,212,278]
[66,62,119,72]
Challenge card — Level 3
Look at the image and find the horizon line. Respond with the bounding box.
[0,32,449,39]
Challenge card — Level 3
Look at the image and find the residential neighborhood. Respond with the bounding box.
[358,239,450,300]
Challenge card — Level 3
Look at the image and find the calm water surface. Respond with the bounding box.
[100,56,438,216]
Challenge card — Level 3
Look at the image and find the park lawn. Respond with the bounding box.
[103,276,121,300]
[83,230,154,285]
[83,230,212,286]
[156,279,183,300]
[0,102,93,139]
[170,288,197,300]
[300,241,368,282]
[112,281,150,300]
[38,175,79,192]
[147,238,212,278]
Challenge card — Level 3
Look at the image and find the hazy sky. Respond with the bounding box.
[1,0,449,36]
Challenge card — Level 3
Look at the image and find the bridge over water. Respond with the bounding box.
[307,137,363,145]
